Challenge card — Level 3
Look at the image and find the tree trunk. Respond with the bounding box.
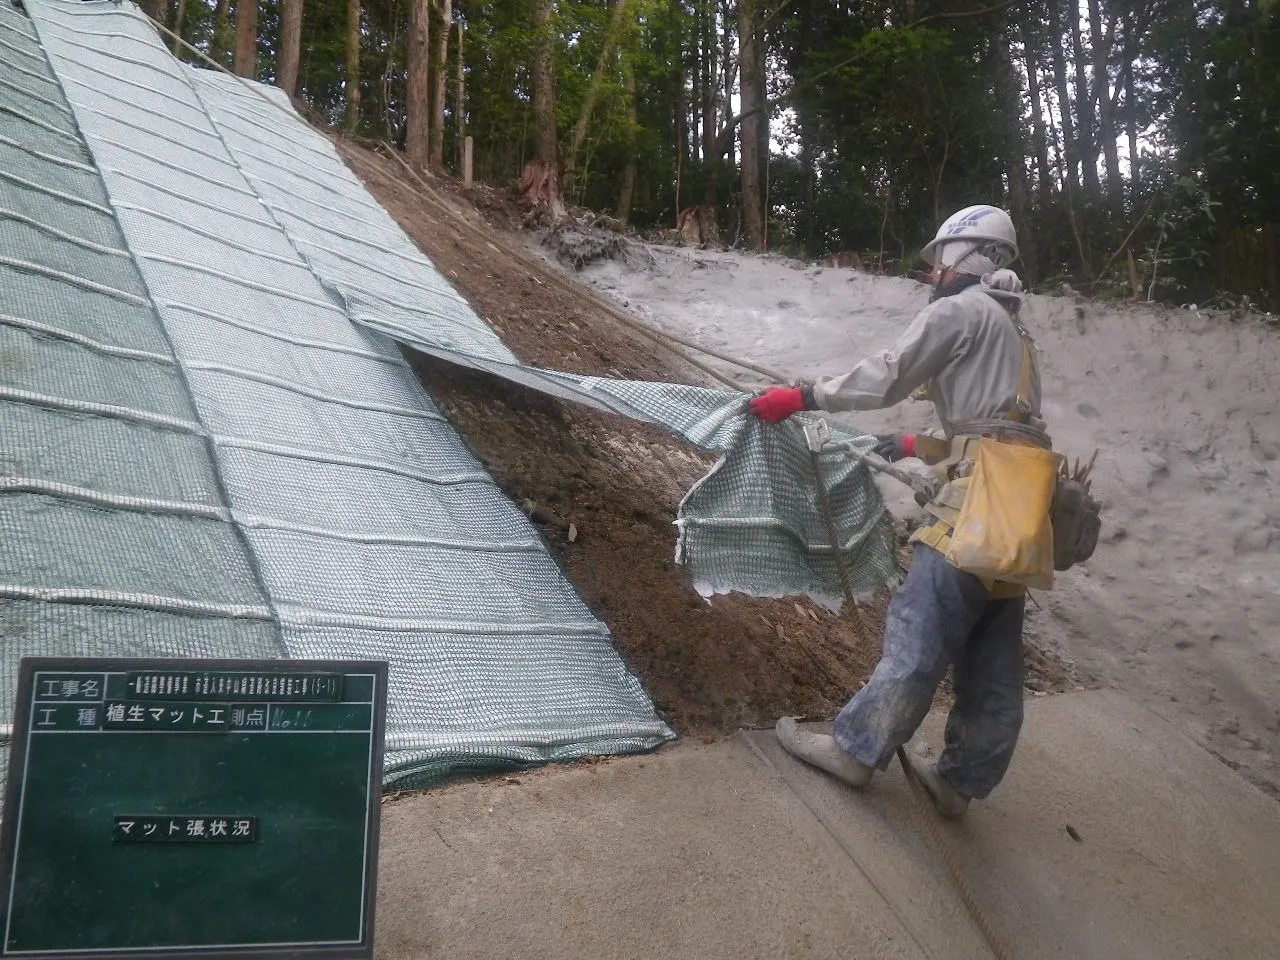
[520,0,565,218]
[233,0,258,79]
[212,0,232,66]
[674,102,682,218]
[1264,222,1280,311]
[533,0,557,166]
[709,0,735,209]
[755,39,769,239]
[737,0,764,249]
[1048,0,1080,196]
[1125,73,1139,192]
[675,35,687,217]
[406,0,430,167]
[616,49,637,224]
[567,0,631,174]
[278,0,303,96]
[722,0,734,141]
[138,0,165,25]
[345,0,361,130]
[1019,4,1053,205]
[456,22,466,168]
[1123,14,1140,202]
[1045,101,1065,189]
[430,0,451,168]
[993,21,1032,276]
[690,6,701,160]
[703,151,720,210]
[170,0,188,55]
[1069,1,1099,195]
[1087,0,1122,210]
[701,0,715,164]
[798,118,815,217]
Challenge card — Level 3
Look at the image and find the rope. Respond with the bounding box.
[0,475,229,522]
[895,748,1016,960]
[0,312,172,364]
[0,585,272,621]
[0,385,205,436]
[806,447,872,640]
[0,206,128,256]
[808,450,1015,960]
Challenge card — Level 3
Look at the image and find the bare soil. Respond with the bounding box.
[335,137,1074,735]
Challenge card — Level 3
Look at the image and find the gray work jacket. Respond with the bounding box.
[811,286,1042,438]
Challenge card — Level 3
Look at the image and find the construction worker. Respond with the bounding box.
[748,205,1041,818]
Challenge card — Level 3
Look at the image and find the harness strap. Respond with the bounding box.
[1007,336,1037,422]
[1008,340,1039,422]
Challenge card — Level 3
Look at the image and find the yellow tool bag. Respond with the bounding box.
[944,438,1062,589]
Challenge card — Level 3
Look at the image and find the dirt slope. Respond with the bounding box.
[334,137,1072,736]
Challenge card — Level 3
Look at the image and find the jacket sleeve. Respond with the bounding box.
[810,300,967,413]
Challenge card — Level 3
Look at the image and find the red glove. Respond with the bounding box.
[749,385,808,423]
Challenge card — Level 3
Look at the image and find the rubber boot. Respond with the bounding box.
[775,717,873,788]
[905,746,970,819]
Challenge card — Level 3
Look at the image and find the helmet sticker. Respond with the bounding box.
[944,208,995,236]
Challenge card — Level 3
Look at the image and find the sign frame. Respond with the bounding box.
[0,657,388,960]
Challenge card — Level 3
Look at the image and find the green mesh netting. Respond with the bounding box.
[2,0,898,789]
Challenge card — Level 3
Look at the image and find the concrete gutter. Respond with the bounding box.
[373,690,1280,959]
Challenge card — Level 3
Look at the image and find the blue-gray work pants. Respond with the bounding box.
[832,544,1025,799]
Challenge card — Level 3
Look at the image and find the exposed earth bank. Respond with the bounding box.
[338,137,1117,753]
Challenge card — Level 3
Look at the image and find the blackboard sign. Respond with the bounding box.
[0,658,387,959]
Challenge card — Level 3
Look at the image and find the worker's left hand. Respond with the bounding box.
[749,386,807,423]
[871,434,916,461]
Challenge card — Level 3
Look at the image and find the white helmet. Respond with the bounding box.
[920,204,1018,268]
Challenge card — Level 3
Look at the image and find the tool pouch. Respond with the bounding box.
[944,438,1060,589]
[1050,477,1101,571]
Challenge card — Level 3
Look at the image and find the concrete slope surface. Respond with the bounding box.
[377,734,921,960]
[374,690,1280,960]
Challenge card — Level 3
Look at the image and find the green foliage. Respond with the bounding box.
[1142,177,1220,301]
[774,4,1014,264]
[168,0,1279,308]
[293,0,356,125]
[1142,0,1280,306]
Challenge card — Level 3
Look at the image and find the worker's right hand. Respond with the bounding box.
[749,386,807,423]
[871,434,916,462]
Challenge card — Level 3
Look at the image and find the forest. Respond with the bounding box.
[136,0,1279,309]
